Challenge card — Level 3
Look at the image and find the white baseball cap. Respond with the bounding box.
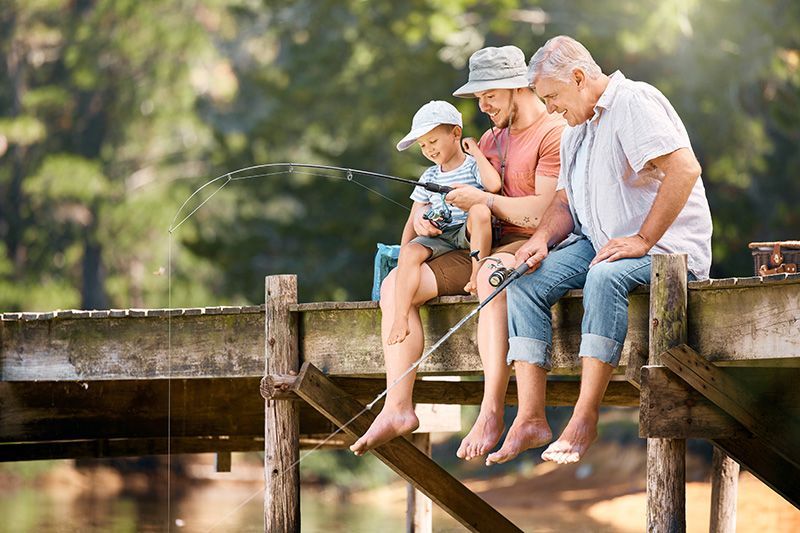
[396,100,463,151]
[452,46,530,98]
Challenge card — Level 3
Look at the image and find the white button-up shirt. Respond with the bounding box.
[557,71,713,279]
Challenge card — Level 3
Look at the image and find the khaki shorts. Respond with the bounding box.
[410,224,469,260]
[427,232,531,295]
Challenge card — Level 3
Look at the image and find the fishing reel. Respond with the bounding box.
[470,252,516,288]
[422,202,452,230]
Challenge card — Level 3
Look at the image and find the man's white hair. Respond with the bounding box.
[528,35,602,85]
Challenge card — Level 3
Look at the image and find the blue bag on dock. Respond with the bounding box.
[372,243,401,300]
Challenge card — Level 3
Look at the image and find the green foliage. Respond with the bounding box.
[1,0,799,312]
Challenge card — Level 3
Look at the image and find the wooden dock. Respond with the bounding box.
[2,258,799,531]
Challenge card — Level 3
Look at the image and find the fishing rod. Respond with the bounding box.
[169,162,455,233]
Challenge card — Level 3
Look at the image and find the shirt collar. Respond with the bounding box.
[592,70,626,120]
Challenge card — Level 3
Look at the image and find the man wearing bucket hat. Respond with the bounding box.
[351,45,566,460]
[490,35,712,466]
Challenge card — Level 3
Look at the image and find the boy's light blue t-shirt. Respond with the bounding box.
[409,155,482,228]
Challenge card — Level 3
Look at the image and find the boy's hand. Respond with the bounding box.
[461,137,482,156]
[413,208,442,237]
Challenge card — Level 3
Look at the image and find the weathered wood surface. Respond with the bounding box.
[0,378,340,442]
[639,367,749,439]
[407,432,433,533]
[294,362,523,533]
[263,375,640,406]
[264,276,300,533]
[712,438,800,509]
[709,448,738,533]
[2,275,798,380]
[639,366,800,438]
[646,255,687,533]
[662,344,800,469]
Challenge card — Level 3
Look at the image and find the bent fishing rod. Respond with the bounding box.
[169,162,455,233]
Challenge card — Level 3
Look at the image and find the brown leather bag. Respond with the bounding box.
[748,241,800,275]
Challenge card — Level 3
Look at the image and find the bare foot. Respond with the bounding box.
[540,412,598,465]
[456,409,504,461]
[463,269,479,295]
[349,408,419,456]
[387,316,410,345]
[485,417,552,466]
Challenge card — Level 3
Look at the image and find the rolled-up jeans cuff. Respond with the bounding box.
[507,336,552,371]
[579,333,623,367]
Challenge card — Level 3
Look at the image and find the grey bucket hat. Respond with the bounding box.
[453,46,531,98]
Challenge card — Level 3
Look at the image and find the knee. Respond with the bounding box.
[379,270,397,309]
[468,203,491,224]
[583,262,622,295]
[398,243,428,266]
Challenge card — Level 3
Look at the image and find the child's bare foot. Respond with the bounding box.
[387,316,410,345]
[463,270,479,295]
[463,279,477,295]
[350,408,419,456]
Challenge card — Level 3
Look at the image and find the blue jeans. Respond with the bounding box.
[506,238,652,369]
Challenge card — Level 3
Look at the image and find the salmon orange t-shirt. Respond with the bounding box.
[478,112,565,237]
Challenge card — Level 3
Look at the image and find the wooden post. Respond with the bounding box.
[264,275,300,532]
[646,254,687,532]
[709,447,738,533]
[406,432,433,533]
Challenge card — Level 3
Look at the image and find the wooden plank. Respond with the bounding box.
[639,367,749,439]
[687,282,800,363]
[710,448,739,533]
[712,438,799,509]
[0,378,337,442]
[264,275,300,532]
[293,362,522,533]
[662,344,800,469]
[645,255,687,533]
[2,277,798,381]
[0,437,266,462]
[265,375,640,407]
[0,311,265,380]
[299,292,649,376]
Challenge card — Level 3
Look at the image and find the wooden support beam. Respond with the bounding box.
[639,367,749,439]
[709,447,738,533]
[646,255,687,532]
[262,375,640,406]
[0,437,265,462]
[293,362,522,533]
[712,438,799,509]
[264,275,300,532]
[661,344,800,469]
[215,451,232,473]
[407,433,433,533]
[0,378,338,443]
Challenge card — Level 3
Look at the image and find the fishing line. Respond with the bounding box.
[166,161,483,531]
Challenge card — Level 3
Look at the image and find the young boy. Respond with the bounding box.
[389,100,501,345]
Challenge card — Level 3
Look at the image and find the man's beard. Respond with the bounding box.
[494,102,519,129]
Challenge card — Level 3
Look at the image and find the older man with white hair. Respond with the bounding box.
[486,35,712,466]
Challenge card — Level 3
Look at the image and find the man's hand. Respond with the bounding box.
[590,234,651,266]
[514,236,549,272]
[445,183,486,211]
[412,207,442,237]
